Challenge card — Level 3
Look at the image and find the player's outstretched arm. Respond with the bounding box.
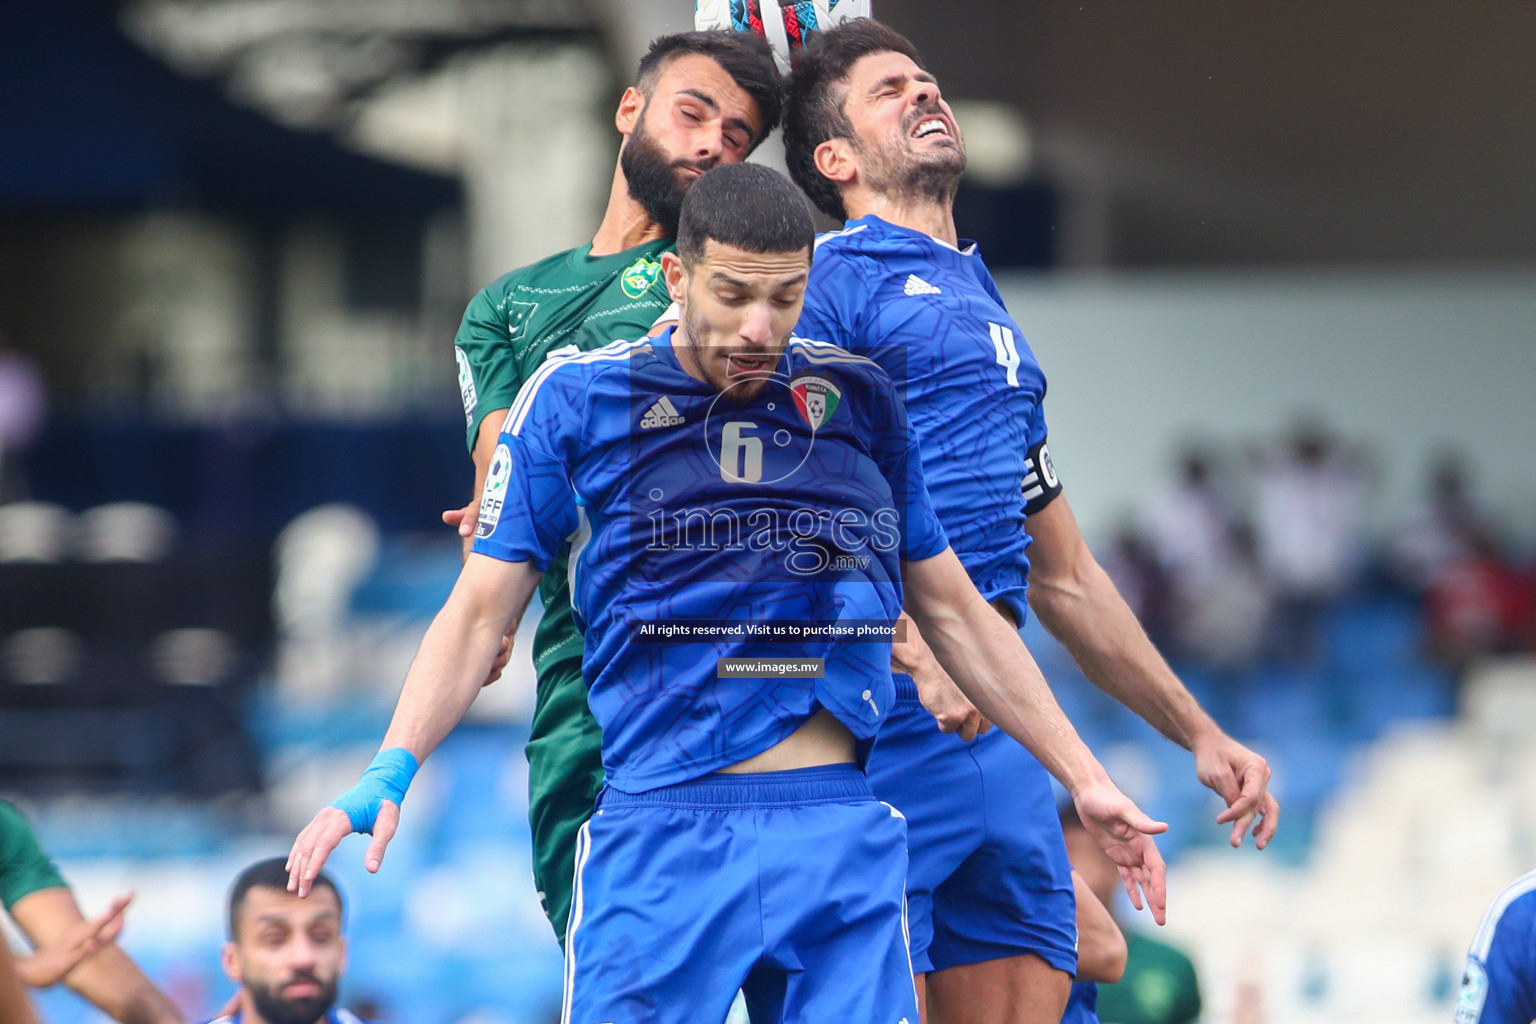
[12,891,127,989]
[1073,871,1128,984]
[891,610,990,741]
[286,555,541,896]
[0,939,43,1024]
[1025,495,1280,849]
[905,547,1169,924]
[9,889,184,1024]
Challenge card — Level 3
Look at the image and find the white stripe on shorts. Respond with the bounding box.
[561,818,596,1024]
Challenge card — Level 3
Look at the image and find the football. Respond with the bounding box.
[695,0,874,73]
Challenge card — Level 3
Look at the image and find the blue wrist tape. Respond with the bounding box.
[330,747,419,834]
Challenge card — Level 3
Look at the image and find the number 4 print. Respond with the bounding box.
[990,323,1020,387]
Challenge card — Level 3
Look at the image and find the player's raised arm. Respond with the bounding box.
[904,547,1169,924]
[286,553,541,896]
[1024,493,1280,848]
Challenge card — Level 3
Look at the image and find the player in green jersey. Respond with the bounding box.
[442,31,783,943]
[0,799,185,1024]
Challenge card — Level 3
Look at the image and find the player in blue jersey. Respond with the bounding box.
[781,20,1281,1024]
[210,859,372,1024]
[1456,868,1536,1024]
[285,163,1167,1024]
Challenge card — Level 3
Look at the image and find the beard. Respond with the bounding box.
[679,299,776,402]
[245,972,337,1024]
[858,105,967,209]
[620,110,712,237]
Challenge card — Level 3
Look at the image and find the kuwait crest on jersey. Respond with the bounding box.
[620,257,662,299]
[791,374,841,431]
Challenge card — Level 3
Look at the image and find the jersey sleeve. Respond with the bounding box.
[1459,894,1536,1024]
[469,366,583,570]
[0,799,67,910]
[454,284,525,451]
[798,246,872,352]
[864,371,948,561]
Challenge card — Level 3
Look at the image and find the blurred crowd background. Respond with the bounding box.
[2,2,1535,1023]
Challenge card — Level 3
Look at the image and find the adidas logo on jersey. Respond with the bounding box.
[640,396,686,429]
[904,274,941,296]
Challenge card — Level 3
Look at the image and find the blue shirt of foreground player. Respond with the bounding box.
[795,213,1059,623]
[472,327,948,794]
[1457,869,1536,1024]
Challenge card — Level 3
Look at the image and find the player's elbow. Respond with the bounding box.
[1076,923,1128,984]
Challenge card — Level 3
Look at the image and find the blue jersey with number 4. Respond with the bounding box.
[471,328,948,794]
[796,215,1059,622]
[1457,870,1536,1024]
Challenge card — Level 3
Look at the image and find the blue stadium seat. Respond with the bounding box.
[1338,664,1454,740]
[1232,668,1331,743]
[1323,597,1423,674]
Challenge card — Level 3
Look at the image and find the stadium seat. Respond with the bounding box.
[1322,597,1422,674]
[76,501,178,562]
[1338,665,1454,740]
[0,501,71,562]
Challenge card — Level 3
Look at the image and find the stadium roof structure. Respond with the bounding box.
[0,0,463,217]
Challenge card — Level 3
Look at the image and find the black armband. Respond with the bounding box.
[1022,438,1063,516]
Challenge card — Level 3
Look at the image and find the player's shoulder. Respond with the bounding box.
[1472,868,1536,958]
[470,245,600,312]
[811,221,894,268]
[503,336,655,434]
[785,337,895,394]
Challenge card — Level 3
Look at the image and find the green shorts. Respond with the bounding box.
[525,594,604,945]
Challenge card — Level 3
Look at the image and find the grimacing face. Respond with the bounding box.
[618,53,766,233]
[222,886,346,1024]
[836,49,966,200]
[663,241,810,402]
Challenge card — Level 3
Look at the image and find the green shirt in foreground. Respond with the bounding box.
[1096,931,1203,1024]
[454,238,674,943]
[0,798,67,910]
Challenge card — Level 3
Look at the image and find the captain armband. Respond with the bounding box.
[1022,438,1063,516]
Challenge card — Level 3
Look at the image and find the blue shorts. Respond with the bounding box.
[866,676,1078,976]
[563,764,919,1024]
[1063,981,1100,1023]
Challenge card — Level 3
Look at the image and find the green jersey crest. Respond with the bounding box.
[620,257,662,299]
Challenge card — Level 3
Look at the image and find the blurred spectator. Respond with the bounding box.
[1099,520,1172,646]
[1251,417,1369,658]
[1,798,186,1024]
[1174,521,1274,673]
[1062,804,1201,1024]
[1390,451,1485,593]
[0,330,48,503]
[1426,527,1531,671]
[1144,446,1233,597]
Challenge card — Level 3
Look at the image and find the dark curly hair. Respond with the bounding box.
[635,31,785,151]
[782,20,926,220]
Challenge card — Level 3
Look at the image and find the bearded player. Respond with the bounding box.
[442,30,782,944]
[779,20,1281,1023]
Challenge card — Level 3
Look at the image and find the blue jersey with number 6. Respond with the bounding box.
[796,215,1058,623]
[471,329,947,794]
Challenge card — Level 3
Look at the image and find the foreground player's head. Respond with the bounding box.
[616,31,785,236]
[663,163,814,402]
[782,20,965,222]
[1060,803,1120,914]
[223,858,346,1024]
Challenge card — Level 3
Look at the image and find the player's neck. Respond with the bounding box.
[590,164,670,257]
[846,192,959,249]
